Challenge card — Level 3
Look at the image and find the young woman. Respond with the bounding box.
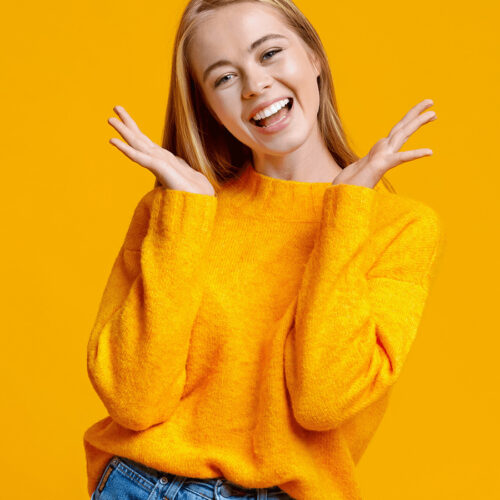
[84,1,444,499]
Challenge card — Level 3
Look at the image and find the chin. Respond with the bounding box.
[252,124,314,154]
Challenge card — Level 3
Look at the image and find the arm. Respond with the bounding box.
[284,183,445,431]
[87,186,217,431]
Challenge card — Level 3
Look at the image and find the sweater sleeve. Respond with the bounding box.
[284,183,445,432]
[86,187,218,431]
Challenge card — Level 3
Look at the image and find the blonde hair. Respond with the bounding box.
[154,0,396,194]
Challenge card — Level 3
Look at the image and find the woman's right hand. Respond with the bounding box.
[108,105,216,196]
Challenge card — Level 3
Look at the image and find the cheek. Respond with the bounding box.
[208,97,250,140]
[209,96,239,127]
[278,58,319,114]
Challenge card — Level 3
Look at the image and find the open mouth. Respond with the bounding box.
[250,98,293,128]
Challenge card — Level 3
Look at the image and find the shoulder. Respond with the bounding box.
[372,182,444,243]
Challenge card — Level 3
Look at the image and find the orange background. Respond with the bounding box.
[1,0,498,498]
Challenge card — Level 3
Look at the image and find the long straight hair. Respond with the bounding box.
[154,0,396,194]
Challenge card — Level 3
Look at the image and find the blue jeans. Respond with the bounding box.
[91,455,295,499]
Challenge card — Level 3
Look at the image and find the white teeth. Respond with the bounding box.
[252,98,290,122]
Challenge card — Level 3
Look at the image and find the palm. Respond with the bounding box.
[332,99,437,189]
[108,105,215,196]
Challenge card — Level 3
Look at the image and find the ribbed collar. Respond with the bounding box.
[219,162,334,222]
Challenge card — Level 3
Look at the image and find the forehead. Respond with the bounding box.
[188,2,298,79]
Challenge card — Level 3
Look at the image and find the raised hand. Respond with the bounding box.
[332,99,437,189]
[108,106,216,196]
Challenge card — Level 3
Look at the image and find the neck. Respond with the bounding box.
[249,121,344,183]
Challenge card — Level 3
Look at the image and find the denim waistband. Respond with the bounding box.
[116,455,285,495]
[117,456,191,484]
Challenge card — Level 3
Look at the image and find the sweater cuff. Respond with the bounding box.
[321,183,377,232]
[152,187,218,238]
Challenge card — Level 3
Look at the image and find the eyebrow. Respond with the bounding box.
[202,33,288,83]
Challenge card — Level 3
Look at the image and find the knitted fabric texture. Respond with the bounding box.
[84,162,445,499]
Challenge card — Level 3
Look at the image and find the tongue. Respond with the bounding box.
[260,106,288,127]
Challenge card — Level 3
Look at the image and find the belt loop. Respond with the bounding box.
[257,487,268,500]
[161,474,188,499]
[214,478,223,500]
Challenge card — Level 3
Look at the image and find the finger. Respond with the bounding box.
[392,148,433,166]
[388,110,437,151]
[108,116,148,152]
[109,138,164,175]
[388,98,434,138]
[113,106,143,134]
[112,106,156,146]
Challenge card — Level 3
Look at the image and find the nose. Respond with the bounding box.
[241,66,273,99]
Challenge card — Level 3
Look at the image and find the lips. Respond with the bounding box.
[249,98,293,127]
[247,96,293,122]
[249,97,294,134]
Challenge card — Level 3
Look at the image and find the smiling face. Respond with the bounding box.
[187,1,322,157]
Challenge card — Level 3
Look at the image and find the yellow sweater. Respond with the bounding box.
[84,162,445,499]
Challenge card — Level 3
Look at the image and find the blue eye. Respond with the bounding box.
[262,48,281,60]
[214,48,282,87]
[215,74,233,87]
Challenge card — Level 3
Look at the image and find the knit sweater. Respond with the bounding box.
[83,161,445,499]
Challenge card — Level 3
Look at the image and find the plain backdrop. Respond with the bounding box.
[0,0,498,498]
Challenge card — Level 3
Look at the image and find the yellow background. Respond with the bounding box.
[1,0,498,498]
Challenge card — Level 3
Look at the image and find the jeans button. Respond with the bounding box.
[160,477,169,484]
[111,458,119,465]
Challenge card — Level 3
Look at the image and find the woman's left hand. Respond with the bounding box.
[331,99,437,189]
